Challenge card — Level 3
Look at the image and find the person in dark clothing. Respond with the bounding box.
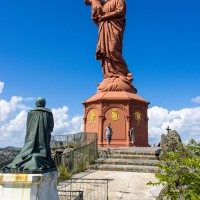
[129,127,135,146]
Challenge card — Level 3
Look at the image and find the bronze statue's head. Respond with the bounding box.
[36,97,46,107]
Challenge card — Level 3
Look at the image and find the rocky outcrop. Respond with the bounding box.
[160,130,183,153]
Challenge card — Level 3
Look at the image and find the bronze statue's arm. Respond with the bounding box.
[100,0,125,21]
[84,0,92,6]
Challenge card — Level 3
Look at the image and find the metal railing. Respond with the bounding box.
[51,132,98,173]
[61,139,98,174]
[58,191,83,200]
[51,132,109,199]
[58,179,109,200]
[51,132,97,149]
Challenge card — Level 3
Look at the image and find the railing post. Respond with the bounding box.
[107,179,109,200]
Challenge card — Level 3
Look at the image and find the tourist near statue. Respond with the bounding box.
[105,123,113,149]
[85,0,137,93]
[3,97,55,173]
[128,126,135,146]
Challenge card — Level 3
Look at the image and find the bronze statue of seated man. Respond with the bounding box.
[2,97,56,174]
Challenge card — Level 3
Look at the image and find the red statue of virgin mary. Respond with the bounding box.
[85,0,137,93]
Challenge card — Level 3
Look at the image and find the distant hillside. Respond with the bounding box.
[0,147,21,169]
[0,146,21,151]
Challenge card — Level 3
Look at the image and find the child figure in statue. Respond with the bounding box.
[85,0,103,24]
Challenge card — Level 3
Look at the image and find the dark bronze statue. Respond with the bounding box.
[3,97,56,173]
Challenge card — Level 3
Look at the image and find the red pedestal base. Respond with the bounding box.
[83,91,150,147]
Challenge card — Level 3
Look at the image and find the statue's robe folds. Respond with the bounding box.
[95,0,136,93]
[6,108,55,172]
[97,0,127,76]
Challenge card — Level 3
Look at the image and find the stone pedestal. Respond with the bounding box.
[0,171,59,200]
[83,91,150,147]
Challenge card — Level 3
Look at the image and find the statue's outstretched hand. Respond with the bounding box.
[84,0,92,6]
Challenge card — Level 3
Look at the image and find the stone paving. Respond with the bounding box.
[73,170,159,200]
[71,147,161,200]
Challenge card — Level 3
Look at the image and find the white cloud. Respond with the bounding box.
[52,107,83,136]
[191,96,200,104]
[148,106,200,145]
[0,95,200,148]
[0,97,28,147]
[0,98,84,147]
[0,110,27,147]
[0,96,26,122]
[0,82,4,94]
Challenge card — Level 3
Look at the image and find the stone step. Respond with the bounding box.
[108,154,158,160]
[89,164,159,173]
[110,150,155,156]
[95,158,159,166]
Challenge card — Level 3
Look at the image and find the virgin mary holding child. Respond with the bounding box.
[85,0,136,93]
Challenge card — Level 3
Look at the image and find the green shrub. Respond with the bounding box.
[74,159,87,174]
[89,158,95,165]
[57,166,72,181]
[148,139,200,200]
[67,143,79,149]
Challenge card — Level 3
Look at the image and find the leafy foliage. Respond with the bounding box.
[74,159,87,174]
[148,139,200,200]
[67,143,79,150]
[57,166,72,181]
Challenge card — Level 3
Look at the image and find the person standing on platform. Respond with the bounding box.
[129,127,135,146]
[105,123,113,149]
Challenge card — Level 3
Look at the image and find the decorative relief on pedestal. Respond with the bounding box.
[135,111,142,124]
[89,110,96,124]
[85,105,99,116]
[111,109,120,121]
[103,104,127,115]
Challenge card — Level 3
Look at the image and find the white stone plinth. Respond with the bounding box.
[0,171,59,200]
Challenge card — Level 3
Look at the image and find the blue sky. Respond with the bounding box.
[0,0,200,147]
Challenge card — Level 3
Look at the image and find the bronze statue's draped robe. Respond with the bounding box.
[5,107,55,172]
